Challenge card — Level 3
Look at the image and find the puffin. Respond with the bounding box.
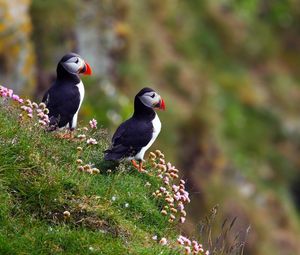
[104,87,166,171]
[42,53,92,133]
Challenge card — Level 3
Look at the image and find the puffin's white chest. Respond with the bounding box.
[135,114,161,160]
[151,113,161,140]
[71,81,85,129]
[76,81,85,106]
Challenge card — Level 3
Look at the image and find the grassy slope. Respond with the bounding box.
[0,105,179,255]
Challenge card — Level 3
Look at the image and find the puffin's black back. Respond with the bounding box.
[104,87,156,161]
[42,53,81,129]
[104,118,153,160]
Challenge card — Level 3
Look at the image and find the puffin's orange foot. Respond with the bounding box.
[131,160,145,172]
[131,160,139,169]
[138,161,146,172]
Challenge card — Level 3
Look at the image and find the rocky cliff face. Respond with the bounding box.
[0,0,35,94]
[76,1,116,79]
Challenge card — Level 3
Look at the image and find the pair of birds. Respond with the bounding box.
[42,53,166,171]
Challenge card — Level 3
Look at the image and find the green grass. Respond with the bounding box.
[0,103,180,255]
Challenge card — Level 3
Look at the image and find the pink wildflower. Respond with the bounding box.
[12,94,20,101]
[160,186,166,192]
[184,238,191,246]
[174,193,181,201]
[37,112,44,118]
[184,246,191,254]
[172,184,179,192]
[89,118,97,129]
[163,176,169,185]
[178,203,184,211]
[38,120,47,126]
[43,115,50,123]
[7,89,13,97]
[159,237,167,245]
[177,237,184,245]
[77,134,86,140]
[87,138,98,145]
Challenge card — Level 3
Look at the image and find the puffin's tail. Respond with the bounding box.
[104,147,126,161]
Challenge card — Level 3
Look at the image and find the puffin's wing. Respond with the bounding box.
[104,119,153,160]
[42,91,50,105]
[42,84,80,128]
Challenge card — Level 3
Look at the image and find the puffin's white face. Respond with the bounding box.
[139,91,165,110]
[61,56,85,74]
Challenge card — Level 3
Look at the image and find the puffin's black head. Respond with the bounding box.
[57,52,92,79]
[135,87,166,111]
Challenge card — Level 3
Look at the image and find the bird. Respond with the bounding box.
[42,52,92,135]
[104,87,166,172]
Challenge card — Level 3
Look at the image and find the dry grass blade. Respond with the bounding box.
[197,206,249,255]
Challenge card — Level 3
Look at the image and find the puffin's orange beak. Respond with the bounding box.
[82,61,92,75]
[160,98,166,110]
[158,98,166,110]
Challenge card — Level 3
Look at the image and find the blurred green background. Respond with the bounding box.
[1,0,300,254]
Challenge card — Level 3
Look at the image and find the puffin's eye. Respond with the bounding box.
[150,93,155,98]
[75,58,79,64]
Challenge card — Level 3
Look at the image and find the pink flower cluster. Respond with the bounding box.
[149,151,209,254]
[76,119,98,144]
[36,102,50,126]
[1,85,50,127]
[149,150,190,224]
[87,138,98,145]
[177,235,209,255]
[74,121,101,173]
[19,100,50,126]
[155,235,209,255]
[0,85,23,103]
[89,118,97,129]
